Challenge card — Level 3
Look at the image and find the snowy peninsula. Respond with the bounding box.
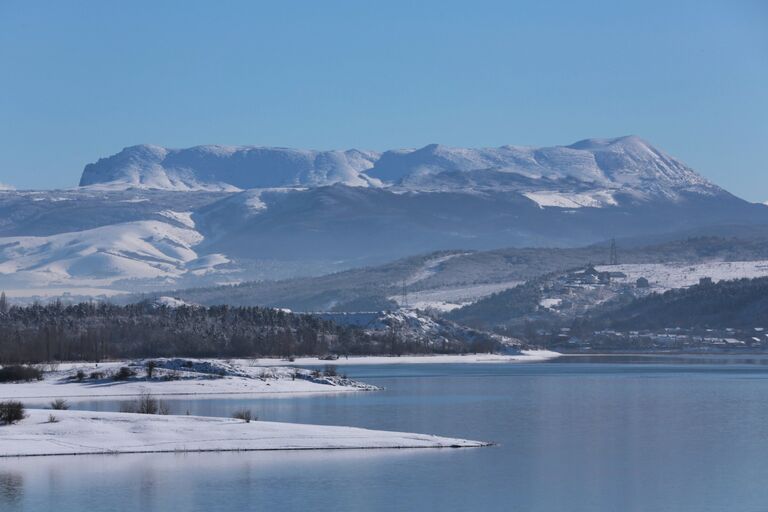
[0,409,489,457]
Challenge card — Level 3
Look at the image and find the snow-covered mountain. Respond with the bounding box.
[2,136,767,297]
[371,136,717,200]
[79,144,381,190]
[81,136,715,202]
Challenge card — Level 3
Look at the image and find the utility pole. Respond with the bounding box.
[609,238,618,266]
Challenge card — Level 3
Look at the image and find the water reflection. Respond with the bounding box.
[554,353,768,365]
[0,471,23,505]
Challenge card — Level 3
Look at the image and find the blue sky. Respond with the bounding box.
[0,0,766,199]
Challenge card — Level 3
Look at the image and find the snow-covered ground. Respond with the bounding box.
[250,350,560,366]
[0,409,488,457]
[404,253,470,286]
[391,280,523,311]
[595,260,768,291]
[523,190,618,209]
[0,359,377,403]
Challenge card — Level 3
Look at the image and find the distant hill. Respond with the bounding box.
[129,233,768,312]
[581,277,768,330]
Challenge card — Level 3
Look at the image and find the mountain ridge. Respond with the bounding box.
[0,136,766,296]
[78,136,719,202]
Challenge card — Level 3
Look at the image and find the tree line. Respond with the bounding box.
[0,299,485,364]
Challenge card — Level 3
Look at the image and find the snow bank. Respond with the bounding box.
[0,409,489,457]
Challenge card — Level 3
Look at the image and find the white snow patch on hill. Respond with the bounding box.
[405,253,470,286]
[154,296,193,308]
[524,190,618,208]
[392,280,523,311]
[595,260,768,291]
[540,297,563,309]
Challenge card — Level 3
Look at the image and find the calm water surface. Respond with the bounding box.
[3,356,768,511]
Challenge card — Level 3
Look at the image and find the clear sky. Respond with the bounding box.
[0,0,766,199]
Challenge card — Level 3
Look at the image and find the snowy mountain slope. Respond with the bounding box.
[79,144,381,190]
[0,188,229,237]
[191,183,765,265]
[0,218,230,290]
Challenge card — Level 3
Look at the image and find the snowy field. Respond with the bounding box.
[595,260,768,291]
[0,359,377,403]
[391,280,523,311]
[0,409,488,457]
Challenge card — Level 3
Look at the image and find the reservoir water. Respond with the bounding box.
[2,356,768,511]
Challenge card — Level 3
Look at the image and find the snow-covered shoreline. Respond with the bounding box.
[0,359,378,403]
[0,409,489,458]
[0,352,558,403]
[250,349,561,366]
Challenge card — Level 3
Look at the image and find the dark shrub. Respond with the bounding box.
[113,367,137,381]
[0,366,42,383]
[0,401,25,425]
[232,408,255,423]
[161,371,180,381]
[75,370,85,382]
[50,398,70,410]
[323,364,338,377]
[120,392,169,415]
[89,371,105,380]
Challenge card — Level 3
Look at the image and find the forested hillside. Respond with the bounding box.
[578,277,768,331]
